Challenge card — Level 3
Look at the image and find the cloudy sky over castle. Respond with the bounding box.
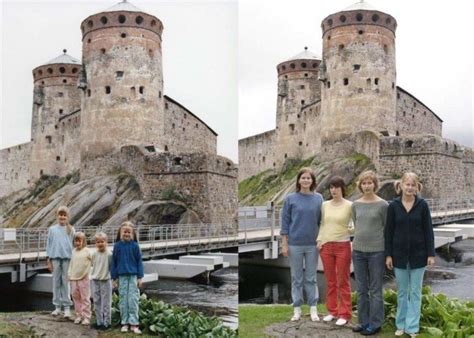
[239,0,473,148]
[0,0,238,161]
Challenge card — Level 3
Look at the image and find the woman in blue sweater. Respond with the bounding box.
[111,221,144,334]
[281,167,324,322]
[385,172,435,337]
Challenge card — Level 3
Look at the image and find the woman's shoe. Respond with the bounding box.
[323,314,335,322]
[131,326,142,334]
[121,325,129,332]
[408,333,418,337]
[291,307,301,321]
[395,329,405,336]
[310,306,320,321]
[51,308,61,316]
[81,319,90,326]
[352,324,368,332]
[63,308,72,319]
[74,317,82,324]
[335,318,348,326]
[361,326,381,336]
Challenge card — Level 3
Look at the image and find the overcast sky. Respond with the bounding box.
[0,0,238,162]
[239,0,473,148]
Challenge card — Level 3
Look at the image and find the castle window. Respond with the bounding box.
[262,156,266,162]
[289,124,295,132]
[159,91,162,98]
[403,111,406,117]
[299,141,303,146]
[136,16,144,24]
[353,64,360,71]
[300,85,305,89]
[397,93,400,99]
[87,39,91,43]
[396,131,399,136]
[59,67,65,74]
[101,48,106,54]
[405,140,414,148]
[273,162,276,167]
[118,15,126,24]
[297,114,300,118]
[63,79,67,84]
[105,86,111,94]
[58,92,64,97]
[72,67,78,74]
[386,18,392,25]
[290,63,295,69]
[62,135,64,144]
[372,14,379,22]
[327,81,331,88]
[312,63,318,68]
[374,78,379,85]
[392,82,395,89]
[87,20,93,28]
[304,73,308,77]
[356,13,363,21]
[56,156,60,161]
[151,19,157,27]
[42,81,45,84]
[301,100,305,105]
[284,154,288,159]
[145,146,156,152]
[182,127,186,131]
[413,102,417,107]
[339,15,346,23]
[40,170,43,176]
[195,123,198,128]
[358,88,363,93]
[301,62,307,68]
[184,113,187,118]
[87,89,91,97]
[130,87,136,95]
[116,71,124,80]
[139,86,144,94]
[164,145,168,151]
[282,65,286,70]
[384,44,388,53]
[121,33,127,38]
[46,136,52,144]
[284,75,288,79]
[339,44,344,50]
[47,68,53,74]
[424,111,426,116]
[165,103,169,109]
[445,142,448,150]
[100,16,108,25]
[328,18,333,26]
[327,35,331,40]
[172,123,175,129]
[344,78,349,86]
[38,70,43,76]
[412,115,415,118]
[173,157,182,165]
[358,30,364,35]
[149,49,153,57]
[59,109,63,114]
[366,78,371,86]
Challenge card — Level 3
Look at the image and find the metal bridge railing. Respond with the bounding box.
[0,223,238,257]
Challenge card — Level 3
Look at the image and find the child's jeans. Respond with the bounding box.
[71,276,91,320]
[51,258,73,308]
[118,275,140,325]
[92,279,112,326]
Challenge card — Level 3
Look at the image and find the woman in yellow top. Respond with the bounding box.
[317,176,353,326]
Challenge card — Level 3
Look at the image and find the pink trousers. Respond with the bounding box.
[70,276,91,320]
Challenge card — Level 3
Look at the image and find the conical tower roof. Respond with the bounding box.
[342,0,377,12]
[103,0,143,13]
[42,49,81,66]
[286,47,321,61]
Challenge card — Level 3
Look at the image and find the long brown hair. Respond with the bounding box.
[296,167,316,192]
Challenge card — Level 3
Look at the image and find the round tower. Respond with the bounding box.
[319,0,397,141]
[275,47,321,166]
[30,50,82,180]
[79,0,164,164]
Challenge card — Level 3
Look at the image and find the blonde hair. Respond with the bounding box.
[357,170,379,193]
[116,221,138,242]
[394,172,423,195]
[73,231,87,249]
[95,232,108,241]
[56,205,74,235]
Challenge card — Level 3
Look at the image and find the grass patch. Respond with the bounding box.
[0,318,35,337]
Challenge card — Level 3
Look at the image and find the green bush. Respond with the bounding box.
[352,286,474,337]
[112,293,237,337]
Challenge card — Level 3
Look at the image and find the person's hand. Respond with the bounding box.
[47,259,53,272]
[282,245,288,257]
[112,280,118,289]
[137,278,143,288]
[385,256,393,270]
[427,256,435,268]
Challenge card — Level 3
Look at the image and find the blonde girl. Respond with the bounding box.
[46,205,75,318]
[68,231,92,325]
[385,172,435,337]
[111,221,144,334]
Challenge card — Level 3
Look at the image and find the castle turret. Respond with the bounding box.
[30,50,82,180]
[319,0,397,143]
[275,47,322,166]
[79,0,164,165]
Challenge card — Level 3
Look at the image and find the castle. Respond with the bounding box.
[0,1,237,224]
[239,1,473,204]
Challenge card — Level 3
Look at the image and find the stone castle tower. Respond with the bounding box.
[79,1,165,164]
[30,51,82,180]
[319,1,397,141]
[275,48,322,167]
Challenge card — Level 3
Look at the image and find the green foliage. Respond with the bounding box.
[352,287,474,337]
[159,185,188,203]
[112,293,236,337]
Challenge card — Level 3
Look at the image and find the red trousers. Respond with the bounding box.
[320,241,352,320]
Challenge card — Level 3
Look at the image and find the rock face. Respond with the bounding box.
[265,317,362,338]
[0,172,201,229]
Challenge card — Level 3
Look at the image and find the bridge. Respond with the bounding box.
[238,198,474,265]
[0,223,239,283]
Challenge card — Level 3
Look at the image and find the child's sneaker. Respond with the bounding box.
[323,314,335,322]
[63,308,72,319]
[121,325,129,332]
[81,319,90,326]
[290,307,301,321]
[131,326,142,334]
[51,308,61,316]
[74,317,82,324]
[310,306,320,321]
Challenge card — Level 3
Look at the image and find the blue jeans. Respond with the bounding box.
[394,265,426,334]
[51,258,72,308]
[118,275,140,325]
[288,245,319,307]
[352,250,385,329]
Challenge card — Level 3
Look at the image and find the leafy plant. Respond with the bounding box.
[352,287,474,337]
[111,293,237,337]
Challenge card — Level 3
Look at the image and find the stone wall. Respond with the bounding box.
[58,111,81,174]
[0,142,32,198]
[163,96,217,154]
[238,130,276,180]
[379,135,470,200]
[396,87,442,136]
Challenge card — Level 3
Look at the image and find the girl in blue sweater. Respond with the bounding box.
[111,221,144,334]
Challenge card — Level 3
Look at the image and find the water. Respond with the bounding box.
[0,267,238,330]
